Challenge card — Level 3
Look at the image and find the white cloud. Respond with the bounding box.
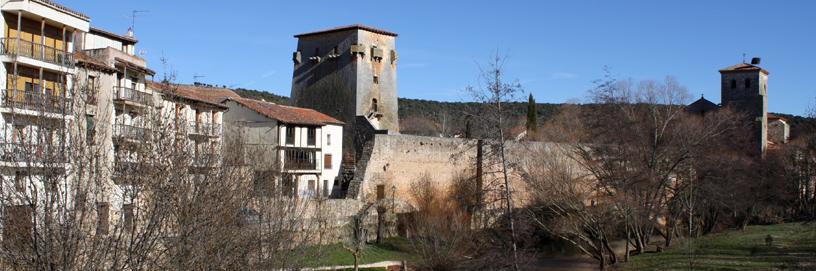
[261,70,277,78]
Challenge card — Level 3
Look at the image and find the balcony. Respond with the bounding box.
[283,148,317,171]
[113,124,151,142]
[188,122,221,138]
[1,89,72,115]
[0,142,69,164]
[112,160,142,184]
[113,87,152,107]
[0,38,73,67]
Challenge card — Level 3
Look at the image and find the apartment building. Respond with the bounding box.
[149,81,233,171]
[0,0,89,242]
[222,97,343,199]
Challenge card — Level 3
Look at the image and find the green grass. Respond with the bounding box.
[621,222,816,270]
[304,237,419,267]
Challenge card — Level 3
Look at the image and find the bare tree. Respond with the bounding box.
[464,52,523,270]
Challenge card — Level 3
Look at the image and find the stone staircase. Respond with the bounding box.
[344,140,375,200]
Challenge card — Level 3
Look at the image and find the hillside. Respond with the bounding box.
[229,89,814,138]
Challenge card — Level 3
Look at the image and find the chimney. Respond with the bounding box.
[751,57,761,65]
[126,27,134,38]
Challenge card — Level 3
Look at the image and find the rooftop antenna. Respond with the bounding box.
[130,10,149,33]
[742,53,747,64]
[193,74,206,83]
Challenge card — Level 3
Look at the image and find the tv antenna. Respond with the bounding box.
[742,53,747,64]
[193,74,206,82]
[130,10,149,32]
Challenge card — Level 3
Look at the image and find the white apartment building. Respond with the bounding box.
[222,97,343,199]
[0,0,89,241]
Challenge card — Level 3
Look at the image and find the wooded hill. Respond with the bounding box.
[231,88,814,139]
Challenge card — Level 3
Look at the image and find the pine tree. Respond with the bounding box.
[526,93,538,135]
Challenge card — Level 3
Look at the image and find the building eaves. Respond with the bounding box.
[74,51,116,74]
[719,63,770,75]
[294,24,398,38]
[90,27,138,44]
[115,57,155,76]
[32,0,90,20]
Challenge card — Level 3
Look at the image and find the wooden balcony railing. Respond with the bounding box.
[188,122,221,137]
[113,87,152,106]
[1,89,72,114]
[113,124,151,141]
[0,142,69,163]
[0,38,73,67]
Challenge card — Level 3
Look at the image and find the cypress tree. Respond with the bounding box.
[526,93,538,135]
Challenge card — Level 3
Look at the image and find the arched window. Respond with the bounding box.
[745,78,751,88]
[371,98,378,112]
[730,79,737,89]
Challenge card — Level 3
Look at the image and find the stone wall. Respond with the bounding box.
[359,134,569,209]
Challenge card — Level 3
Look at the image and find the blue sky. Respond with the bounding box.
[64,0,815,115]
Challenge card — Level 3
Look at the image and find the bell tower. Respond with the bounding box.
[719,58,768,156]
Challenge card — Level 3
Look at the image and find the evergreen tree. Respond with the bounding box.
[526,93,538,135]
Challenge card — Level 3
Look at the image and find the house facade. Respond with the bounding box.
[222,97,343,199]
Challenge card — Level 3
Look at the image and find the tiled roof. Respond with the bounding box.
[115,58,155,76]
[149,81,238,109]
[767,113,787,122]
[225,97,343,126]
[719,63,769,75]
[90,27,137,43]
[686,96,719,114]
[74,51,116,73]
[294,24,398,38]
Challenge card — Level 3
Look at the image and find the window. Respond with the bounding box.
[326,134,331,146]
[87,75,97,104]
[371,99,378,112]
[130,77,138,90]
[3,204,32,247]
[373,75,379,84]
[123,204,134,232]
[745,78,751,88]
[96,202,110,235]
[308,180,316,196]
[285,125,295,145]
[14,171,27,193]
[314,47,320,57]
[324,154,332,169]
[730,79,737,89]
[86,115,95,145]
[307,127,316,146]
[377,184,385,200]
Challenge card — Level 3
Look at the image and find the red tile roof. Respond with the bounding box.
[149,81,238,109]
[294,24,398,38]
[225,97,343,126]
[74,51,116,73]
[719,63,769,75]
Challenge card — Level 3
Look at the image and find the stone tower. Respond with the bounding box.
[291,25,400,155]
[719,61,769,156]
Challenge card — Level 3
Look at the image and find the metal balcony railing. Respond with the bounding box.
[113,124,151,141]
[0,38,73,67]
[1,89,72,114]
[0,142,69,163]
[113,87,152,106]
[188,122,221,137]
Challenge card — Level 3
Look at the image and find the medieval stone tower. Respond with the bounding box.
[291,24,400,156]
[719,60,769,155]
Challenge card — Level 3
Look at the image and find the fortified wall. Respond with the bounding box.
[353,134,571,208]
